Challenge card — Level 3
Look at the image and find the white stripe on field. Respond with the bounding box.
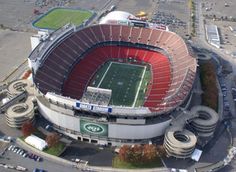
[132,66,146,107]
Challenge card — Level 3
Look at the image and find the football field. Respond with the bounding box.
[33,8,93,30]
[90,62,151,107]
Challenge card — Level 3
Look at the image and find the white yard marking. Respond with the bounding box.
[97,62,112,87]
[132,66,146,107]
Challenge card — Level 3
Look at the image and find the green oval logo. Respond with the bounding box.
[84,123,104,134]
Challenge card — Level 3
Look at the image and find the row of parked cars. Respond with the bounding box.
[0,163,27,171]
[218,76,230,112]
[8,145,43,162]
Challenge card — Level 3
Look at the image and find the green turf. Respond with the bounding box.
[90,62,150,107]
[34,8,93,30]
[90,62,110,87]
[43,142,66,156]
[134,66,151,107]
[112,156,163,169]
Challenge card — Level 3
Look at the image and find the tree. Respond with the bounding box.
[143,144,157,162]
[156,145,166,157]
[200,62,218,111]
[118,145,130,162]
[22,69,32,79]
[129,145,143,163]
[21,121,35,137]
[46,133,60,147]
[119,144,159,164]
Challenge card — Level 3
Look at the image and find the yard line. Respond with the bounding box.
[97,62,112,87]
[132,66,146,107]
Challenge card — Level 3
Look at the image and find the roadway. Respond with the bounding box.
[192,0,236,171]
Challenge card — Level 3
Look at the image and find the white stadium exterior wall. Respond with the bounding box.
[50,104,74,116]
[37,99,81,132]
[37,96,171,141]
[46,92,76,108]
[108,120,171,140]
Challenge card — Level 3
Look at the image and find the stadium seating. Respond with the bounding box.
[130,27,141,43]
[34,24,197,113]
[139,28,151,45]
[62,45,172,107]
[111,25,121,41]
[120,26,131,42]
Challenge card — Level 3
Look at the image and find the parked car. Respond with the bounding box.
[28,153,34,159]
[8,145,13,151]
[45,125,53,132]
[17,149,22,154]
[222,87,227,91]
[37,156,42,162]
[13,148,19,153]
[19,150,24,156]
[22,152,28,158]
[33,168,46,172]
[10,146,15,151]
[16,165,27,171]
[33,154,39,161]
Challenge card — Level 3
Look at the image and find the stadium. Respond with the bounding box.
[28,11,197,146]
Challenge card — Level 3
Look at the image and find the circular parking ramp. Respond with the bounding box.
[5,99,35,128]
[196,53,211,61]
[7,79,32,96]
[164,127,197,158]
[190,105,219,137]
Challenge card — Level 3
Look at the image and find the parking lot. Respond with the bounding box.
[0,30,32,82]
[200,0,236,58]
[61,141,114,167]
[151,0,190,38]
[115,0,157,17]
[0,142,80,172]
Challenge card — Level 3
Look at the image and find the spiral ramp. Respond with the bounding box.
[163,106,219,158]
[3,79,35,128]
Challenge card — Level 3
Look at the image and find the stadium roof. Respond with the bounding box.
[99,11,135,24]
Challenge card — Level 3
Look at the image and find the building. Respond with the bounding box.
[28,11,197,146]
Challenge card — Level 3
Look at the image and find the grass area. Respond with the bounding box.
[189,0,196,36]
[19,136,25,141]
[112,156,163,169]
[90,62,150,107]
[34,8,93,30]
[135,66,151,107]
[43,142,66,156]
[19,130,65,156]
[199,61,218,111]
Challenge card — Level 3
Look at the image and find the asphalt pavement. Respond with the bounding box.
[0,142,81,172]
[61,141,114,167]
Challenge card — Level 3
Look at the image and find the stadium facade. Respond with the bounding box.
[28,11,197,146]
